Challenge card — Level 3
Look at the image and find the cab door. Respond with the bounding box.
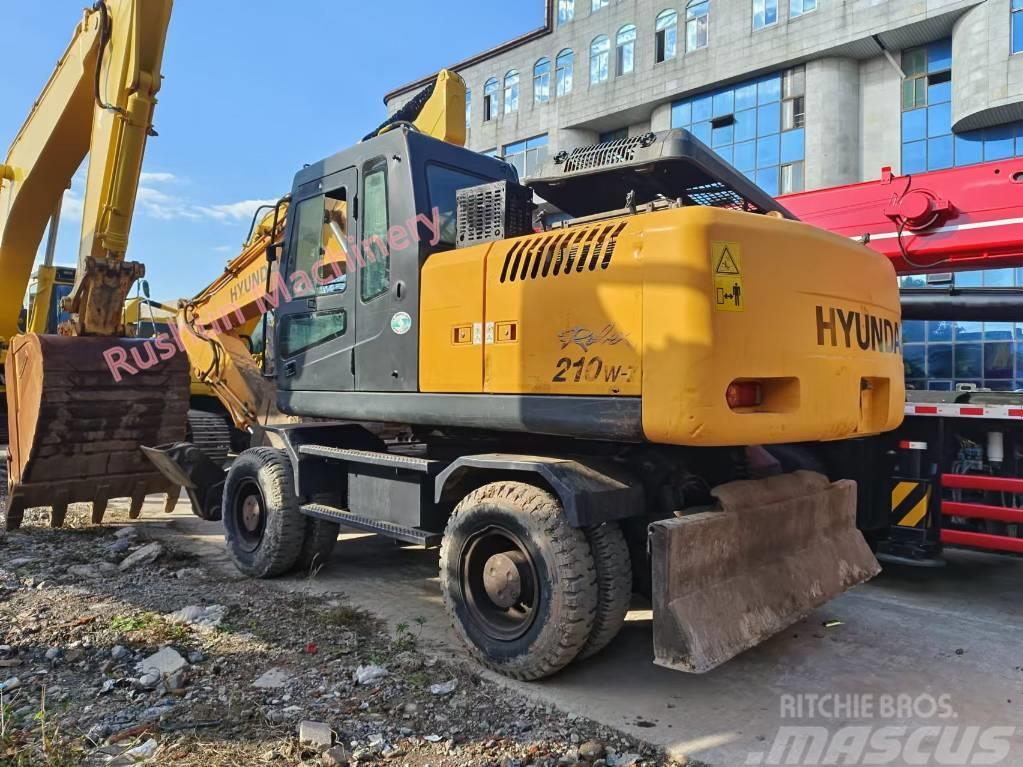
[275,167,358,392]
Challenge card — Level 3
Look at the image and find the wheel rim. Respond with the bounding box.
[232,479,265,553]
[460,524,540,642]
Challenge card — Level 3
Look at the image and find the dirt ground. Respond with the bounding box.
[0,501,688,767]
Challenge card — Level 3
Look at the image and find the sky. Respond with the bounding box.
[0,0,544,300]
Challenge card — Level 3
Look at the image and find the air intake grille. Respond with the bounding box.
[499,222,627,283]
[456,180,534,248]
[559,132,656,173]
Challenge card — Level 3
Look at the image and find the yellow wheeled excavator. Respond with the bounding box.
[147,94,903,678]
[5,1,902,680]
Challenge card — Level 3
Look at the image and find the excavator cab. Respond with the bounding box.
[272,128,517,401]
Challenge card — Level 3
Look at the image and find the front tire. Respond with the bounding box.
[578,522,632,661]
[439,481,598,680]
[222,448,305,578]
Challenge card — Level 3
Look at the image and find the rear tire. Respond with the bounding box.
[222,448,305,578]
[439,481,598,680]
[578,522,632,660]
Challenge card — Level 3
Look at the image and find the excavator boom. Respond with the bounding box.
[1,1,186,529]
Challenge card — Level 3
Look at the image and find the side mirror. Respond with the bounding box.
[140,279,151,299]
[266,242,281,263]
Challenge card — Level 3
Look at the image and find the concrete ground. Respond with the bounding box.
[120,495,1023,767]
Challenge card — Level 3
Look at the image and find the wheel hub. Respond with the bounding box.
[483,551,526,608]
[461,525,540,642]
[232,479,266,553]
[241,495,262,532]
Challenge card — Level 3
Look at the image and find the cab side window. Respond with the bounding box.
[288,189,349,298]
[360,164,390,302]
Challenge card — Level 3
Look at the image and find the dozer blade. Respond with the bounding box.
[4,334,189,529]
[650,470,880,673]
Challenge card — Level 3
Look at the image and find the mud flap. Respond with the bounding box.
[650,470,880,673]
[4,334,188,528]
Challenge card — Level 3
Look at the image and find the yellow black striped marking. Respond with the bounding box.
[891,481,930,528]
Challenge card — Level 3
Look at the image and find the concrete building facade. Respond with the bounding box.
[384,0,1023,391]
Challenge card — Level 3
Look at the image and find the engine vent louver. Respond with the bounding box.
[499,222,626,283]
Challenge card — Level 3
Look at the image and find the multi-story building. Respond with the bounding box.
[384,0,1023,390]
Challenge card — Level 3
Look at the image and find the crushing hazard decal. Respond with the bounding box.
[711,241,743,312]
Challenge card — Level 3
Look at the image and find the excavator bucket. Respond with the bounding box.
[3,333,188,529]
[650,470,880,673]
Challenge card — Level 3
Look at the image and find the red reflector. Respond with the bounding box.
[898,440,927,450]
[726,381,763,409]
[960,407,985,416]
[913,405,938,414]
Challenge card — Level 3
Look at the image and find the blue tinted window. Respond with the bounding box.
[955,344,983,378]
[956,271,983,287]
[927,102,951,138]
[712,122,734,147]
[715,145,733,164]
[1014,4,1023,54]
[928,321,953,342]
[985,269,1014,287]
[955,132,984,166]
[692,95,713,122]
[904,345,927,378]
[986,322,1014,340]
[734,140,756,171]
[903,140,927,174]
[692,121,712,144]
[713,90,734,117]
[985,125,1014,160]
[757,134,780,168]
[672,101,692,127]
[928,80,951,105]
[757,76,781,104]
[986,343,1014,378]
[928,39,952,72]
[957,322,983,342]
[903,321,926,343]
[756,166,779,195]
[929,345,953,378]
[735,109,757,142]
[758,102,781,135]
[780,129,805,163]
[902,109,927,143]
[735,83,758,111]
[927,135,953,170]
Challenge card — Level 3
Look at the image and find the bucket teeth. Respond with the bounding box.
[4,333,189,526]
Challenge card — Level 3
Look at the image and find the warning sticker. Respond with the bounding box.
[711,241,744,312]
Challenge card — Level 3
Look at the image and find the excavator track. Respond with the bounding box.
[4,334,188,529]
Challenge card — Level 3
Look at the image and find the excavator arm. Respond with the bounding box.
[2,1,185,530]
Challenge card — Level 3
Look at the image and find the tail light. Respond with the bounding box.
[726,381,763,409]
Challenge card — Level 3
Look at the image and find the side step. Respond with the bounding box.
[298,445,442,474]
[301,502,442,546]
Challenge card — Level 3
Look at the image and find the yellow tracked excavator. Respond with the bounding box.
[0,0,184,527]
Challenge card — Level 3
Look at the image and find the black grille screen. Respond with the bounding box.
[456,180,534,248]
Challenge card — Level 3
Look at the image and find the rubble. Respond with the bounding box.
[136,646,188,677]
[299,719,334,750]
[118,541,164,571]
[165,603,226,629]
[0,503,678,767]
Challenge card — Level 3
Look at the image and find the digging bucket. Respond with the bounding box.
[650,470,880,673]
[4,333,188,528]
